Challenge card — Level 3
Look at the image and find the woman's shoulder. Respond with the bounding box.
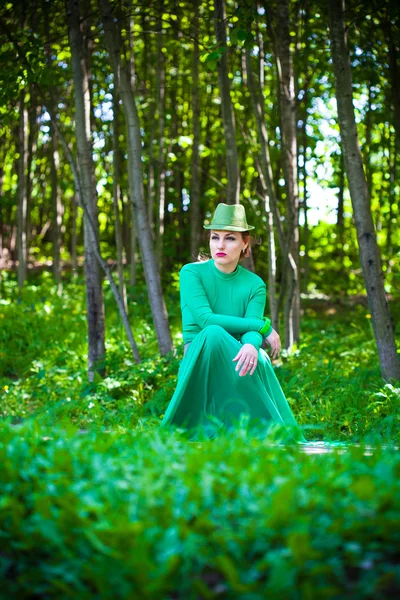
[238,265,266,288]
[180,260,211,274]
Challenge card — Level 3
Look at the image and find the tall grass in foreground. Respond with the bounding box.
[1,421,399,598]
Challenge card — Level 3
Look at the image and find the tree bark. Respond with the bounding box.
[380,1,400,146]
[71,192,78,277]
[214,0,240,205]
[274,0,300,350]
[66,0,106,380]
[112,88,127,312]
[299,101,310,292]
[129,195,138,289]
[190,0,201,258]
[48,107,141,365]
[155,0,166,268]
[328,0,400,381]
[246,49,281,329]
[26,90,39,253]
[50,122,62,293]
[17,91,28,288]
[99,0,173,356]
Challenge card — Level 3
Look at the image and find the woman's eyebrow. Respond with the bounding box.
[211,232,236,237]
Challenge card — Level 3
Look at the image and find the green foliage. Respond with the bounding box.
[0,272,181,430]
[1,273,399,444]
[0,421,399,598]
[279,300,400,443]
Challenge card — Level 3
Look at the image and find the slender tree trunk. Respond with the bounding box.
[17,91,28,288]
[46,104,140,364]
[328,0,400,381]
[66,0,105,380]
[246,49,282,329]
[214,0,240,204]
[337,151,345,248]
[50,123,62,293]
[99,0,173,355]
[112,88,127,312]
[381,3,400,146]
[155,0,166,268]
[265,192,278,330]
[364,85,373,195]
[388,42,400,145]
[190,0,201,258]
[146,25,157,233]
[26,91,39,253]
[129,194,138,288]
[386,126,396,272]
[275,0,300,349]
[300,103,310,292]
[71,192,78,277]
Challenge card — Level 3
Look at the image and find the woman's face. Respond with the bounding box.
[209,230,248,272]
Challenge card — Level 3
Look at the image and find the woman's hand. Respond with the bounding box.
[265,329,281,359]
[232,343,258,377]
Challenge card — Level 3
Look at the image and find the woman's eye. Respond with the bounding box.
[211,236,218,240]
[227,237,235,241]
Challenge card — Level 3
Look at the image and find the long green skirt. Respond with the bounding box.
[161,325,306,442]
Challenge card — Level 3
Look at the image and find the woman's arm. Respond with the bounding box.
[240,281,272,351]
[180,265,266,334]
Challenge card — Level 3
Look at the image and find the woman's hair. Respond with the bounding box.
[240,231,261,259]
[195,231,261,262]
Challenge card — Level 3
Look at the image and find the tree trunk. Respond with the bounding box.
[112,88,127,312]
[47,103,141,365]
[275,0,300,350]
[99,0,173,356]
[300,103,310,292]
[190,0,201,258]
[155,0,166,268]
[337,151,345,258]
[380,2,400,146]
[26,91,39,253]
[129,195,138,289]
[214,0,240,204]
[386,125,396,272]
[66,0,106,380]
[71,192,78,277]
[17,91,28,288]
[50,122,62,293]
[328,0,400,381]
[246,49,281,330]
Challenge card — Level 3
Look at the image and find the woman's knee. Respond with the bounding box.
[203,324,231,348]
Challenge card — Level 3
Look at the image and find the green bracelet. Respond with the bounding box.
[259,317,272,337]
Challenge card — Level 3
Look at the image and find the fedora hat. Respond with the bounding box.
[203,203,254,232]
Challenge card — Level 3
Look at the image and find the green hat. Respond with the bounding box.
[203,203,254,232]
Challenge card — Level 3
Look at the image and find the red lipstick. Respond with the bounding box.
[216,253,227,257]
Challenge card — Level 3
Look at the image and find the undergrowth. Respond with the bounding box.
[0,271,399,443]
[1,421,400,598]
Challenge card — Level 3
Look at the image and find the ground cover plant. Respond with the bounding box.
[1,272,400,598]
[1,273,399,443]
[1,421,399,599]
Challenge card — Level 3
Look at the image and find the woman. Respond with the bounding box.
[161,203,305,441]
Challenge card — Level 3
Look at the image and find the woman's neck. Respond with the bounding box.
[212,259,239,274]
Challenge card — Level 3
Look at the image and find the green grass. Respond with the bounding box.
[1,271,400,598]
[1,421,399,598]
[0,272,399,443]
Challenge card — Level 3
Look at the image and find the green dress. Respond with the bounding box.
[161,259,305,441]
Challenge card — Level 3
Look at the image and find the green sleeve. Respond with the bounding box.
[240,281,268,350]
[180,265,264,334]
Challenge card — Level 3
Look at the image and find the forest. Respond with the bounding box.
[0,0,400,597]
